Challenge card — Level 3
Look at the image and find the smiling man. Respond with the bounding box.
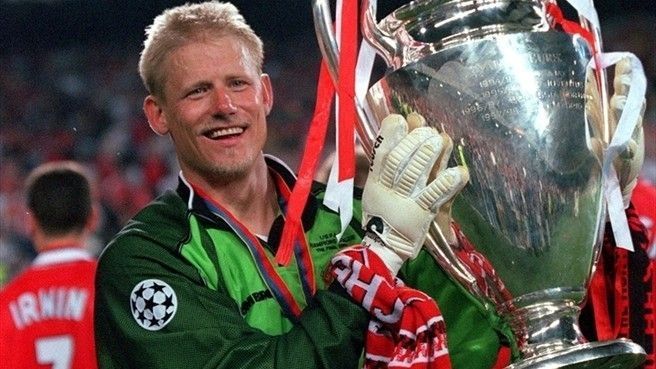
[92,2,496,369]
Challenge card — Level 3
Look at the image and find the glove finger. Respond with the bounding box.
[613,57,632,95]
[610,95,646,132]
[585,102,604,139]
[584,68,604,137]
[381,127,443,196]
[615,138,643,208]
[397,132,444,197]
[585,67,600,101]
[589,137,604,163]
[406,112,426,131]
[610,94,626,124]
[430,132,454,181]
[613,74,632,97]
[418,166,469,212]
[371,114,409,177]
[618,138,638,160]
[616,134,644,190]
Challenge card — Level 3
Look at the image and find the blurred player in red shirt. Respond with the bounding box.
[0,161,99,369]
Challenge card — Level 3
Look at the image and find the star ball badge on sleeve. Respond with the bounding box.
[130,279,178,331]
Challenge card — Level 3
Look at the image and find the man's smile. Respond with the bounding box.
[203,126,245,140]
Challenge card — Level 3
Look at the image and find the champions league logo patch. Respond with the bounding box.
[130,279,177,331]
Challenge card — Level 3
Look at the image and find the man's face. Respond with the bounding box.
[146,35,272,184]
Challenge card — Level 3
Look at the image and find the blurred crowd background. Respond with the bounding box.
[1,0,654,286]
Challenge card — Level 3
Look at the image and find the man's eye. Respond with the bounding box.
[188,86,209,97]
[230,80,248,88]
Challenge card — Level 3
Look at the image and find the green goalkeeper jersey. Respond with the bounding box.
[95,156,511,369]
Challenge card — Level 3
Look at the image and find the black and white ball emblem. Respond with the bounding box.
[130,279,177,331]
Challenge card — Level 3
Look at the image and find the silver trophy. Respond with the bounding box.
[313,0,646,368]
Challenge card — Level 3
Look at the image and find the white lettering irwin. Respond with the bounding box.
[8,287,89,329]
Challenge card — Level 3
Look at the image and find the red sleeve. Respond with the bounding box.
[583,203,654,369]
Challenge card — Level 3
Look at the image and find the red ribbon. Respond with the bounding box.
[277,0,359,266]
[545,3,596,56]
[589,251,614,340]
[588,205,649,341]
[337,0,358,182]
[275,62,335,266]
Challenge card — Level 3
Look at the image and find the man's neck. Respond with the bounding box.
[185,160,280,235]
[34,234,86,252]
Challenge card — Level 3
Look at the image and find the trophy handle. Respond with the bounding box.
[425,223,492,302]
[360,0,398,67]
[312,0,397,87]
[577,15,611,143]
[311,0,340,86]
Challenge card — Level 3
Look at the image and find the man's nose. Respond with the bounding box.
[213,88,237,114]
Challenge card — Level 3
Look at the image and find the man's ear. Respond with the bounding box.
[26,211,38,238]
[144,95,169,136]
[261,73,274,116]
[86,204,100,235]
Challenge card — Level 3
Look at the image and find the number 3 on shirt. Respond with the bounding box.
[35,335,73,369]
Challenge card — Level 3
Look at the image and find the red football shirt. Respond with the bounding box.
[0,248,98,369]
[632,178,656,257]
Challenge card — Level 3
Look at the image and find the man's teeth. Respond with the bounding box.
[207,127,244,138]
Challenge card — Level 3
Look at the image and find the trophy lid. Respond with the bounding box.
[372,0,550,69]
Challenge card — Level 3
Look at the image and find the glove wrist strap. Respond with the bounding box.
[362,233,404,276]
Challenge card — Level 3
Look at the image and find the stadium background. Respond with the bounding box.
[1,0,654,285]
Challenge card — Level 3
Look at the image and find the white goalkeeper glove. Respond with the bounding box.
[362,113,469,275]
[586,57,646,208]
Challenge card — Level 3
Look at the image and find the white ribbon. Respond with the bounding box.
[589,52,646,251]
[567,0,645,251]
[324,0,378,240]
[564,0,601,31]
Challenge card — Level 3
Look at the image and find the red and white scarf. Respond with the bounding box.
[328,246,452,369]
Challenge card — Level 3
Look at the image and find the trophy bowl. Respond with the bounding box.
[313,0,646,368]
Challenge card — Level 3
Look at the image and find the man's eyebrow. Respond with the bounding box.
[186,81,213,91]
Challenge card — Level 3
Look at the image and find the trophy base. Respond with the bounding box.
[506,339,646,369]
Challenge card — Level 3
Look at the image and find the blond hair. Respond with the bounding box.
[139,1,264,98]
